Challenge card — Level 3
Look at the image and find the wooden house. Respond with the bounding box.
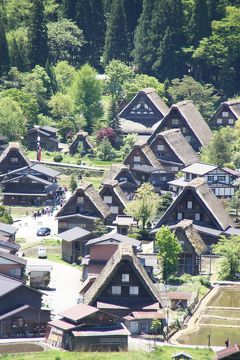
[215,344,240,359]
[46,303,129,351]
[0,251,26,280]
[131,164,174,191]
[148,101,213,152]
[210,100,240,128]
[27,125,58,152]
[124,310,165,335]
[82,233,141,280]
[59,226,93,263]
[123,142,162,170]
[149,129,199,172]
[69,131,94,156]
[172,220,207,275]
[1,173,58,206]
[153,178,236,249]
[0,273,50,338]
[169,163,238,198]
[112,215,137,235]
[0,237,20,254]
[56,183,111,233]
[99,180,129,221]
[84,243,162,317]
[0,143,30,175]
[0,222,18,243]
[117,88,169,140]
[102,165,138,195]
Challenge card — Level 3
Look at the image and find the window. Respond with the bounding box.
[134,156,140,164]
[112,286,121,295]
[59,222,68,229]
[104,196,112,204]
[185,135,191,142]
[172,118,179,125]
[130,286,139,295]
[187,201,193,209]
[218,176,226,182]
[10,268,21,276]
[177,212,183,220]
[171,166,179,172]
[110,206,118,214]
[217,118,222,125]
[12,318,24,328]
[229,119,234,125]
[11,157,18,163]
[119,177,127,182]
[208,175,214,182]
[122,274,129,283]
[182,127,187,134]
[157,144,165,151]
[195,213,201,221]
[222,111,229,117]
[77,196,84,204]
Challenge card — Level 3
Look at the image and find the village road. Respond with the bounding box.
[27,257,82,315]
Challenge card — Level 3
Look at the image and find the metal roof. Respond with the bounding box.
[58,227,91,242]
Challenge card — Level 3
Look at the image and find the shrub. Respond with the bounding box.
[53,154,63,162]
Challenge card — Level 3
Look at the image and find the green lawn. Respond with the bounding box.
[0,347,214,360]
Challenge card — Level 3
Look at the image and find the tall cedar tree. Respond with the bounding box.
[103,0,130,67]
[190,0,211,47]
[124,0,142,50]
[28,0,48,68]
[63,0,77,19]
[208,0,226,21]
[133,0,155,74]
[10,38,25,72]
[75,0,105,69]
[0,13,10,76]
[152,0,186,81]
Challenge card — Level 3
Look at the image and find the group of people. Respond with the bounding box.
[33,207,54,219]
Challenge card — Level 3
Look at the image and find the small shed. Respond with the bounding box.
[172,352,193,360]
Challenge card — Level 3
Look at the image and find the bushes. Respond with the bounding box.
[53,154,63,162]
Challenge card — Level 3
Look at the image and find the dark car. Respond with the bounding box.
[37,227,51,236]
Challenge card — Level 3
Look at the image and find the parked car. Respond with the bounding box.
[38,246,47,259]
[37,227,51,236]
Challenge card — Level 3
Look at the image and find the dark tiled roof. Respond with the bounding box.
[59,303,99,322]
[0,251,26,265]
[58,226,91,242]
[0,222,17,235]
[0,273,22,297]
[0,305,29,320]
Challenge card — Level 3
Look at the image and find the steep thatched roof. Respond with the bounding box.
[118,88,170,135]
[84,243,163,306]
[99,180,129,208]
[149,101,213,147]
[154,178,235,231]
[210,100,240,125]
[102,165,137,185]
[149,129,199,166]
[56,182,111,219]
[123,143,163,169]
[0,143,30,167]
[173,219,207,255]
[69,131,94,151]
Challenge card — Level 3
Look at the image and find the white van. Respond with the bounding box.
[38,246,47,259]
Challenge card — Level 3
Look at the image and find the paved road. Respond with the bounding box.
[27,258,82,314]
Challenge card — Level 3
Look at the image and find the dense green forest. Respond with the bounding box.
[0,0,240,168]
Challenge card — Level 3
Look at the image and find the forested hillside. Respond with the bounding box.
[0,0,240,160]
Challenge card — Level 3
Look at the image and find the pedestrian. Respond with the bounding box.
[225,338,230,348]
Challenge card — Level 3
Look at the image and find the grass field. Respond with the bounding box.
[0,347,215,360]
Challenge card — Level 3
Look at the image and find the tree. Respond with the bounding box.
[190,0,211,47]
[124,74,165,102]
[125,183,160,230]
[168,76,220,119]
[0,13,10,75]
[72,64,103,133]
[0,88,39,129]
[102,0,130,67]
[213,235,240,280]
[201,127,234,167]
[96,138,116,161]
[75,0,105,69]
[53,60,77,92]
[48,93,75,119]
[155,225,182,281]
[0,97,26,140]
[28,0,48,68]
[158,192,173,216]
[133,0,155,74]
[62,0,77,19]
[229,190,240,219]
[8,27,29,71]
[70,174,78,193]
[0,205,13,224]
[57,118,76,142]
[96,127,116,145]
[120,133,136,159]
[47,19,84,66]
[92,219,108,237]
